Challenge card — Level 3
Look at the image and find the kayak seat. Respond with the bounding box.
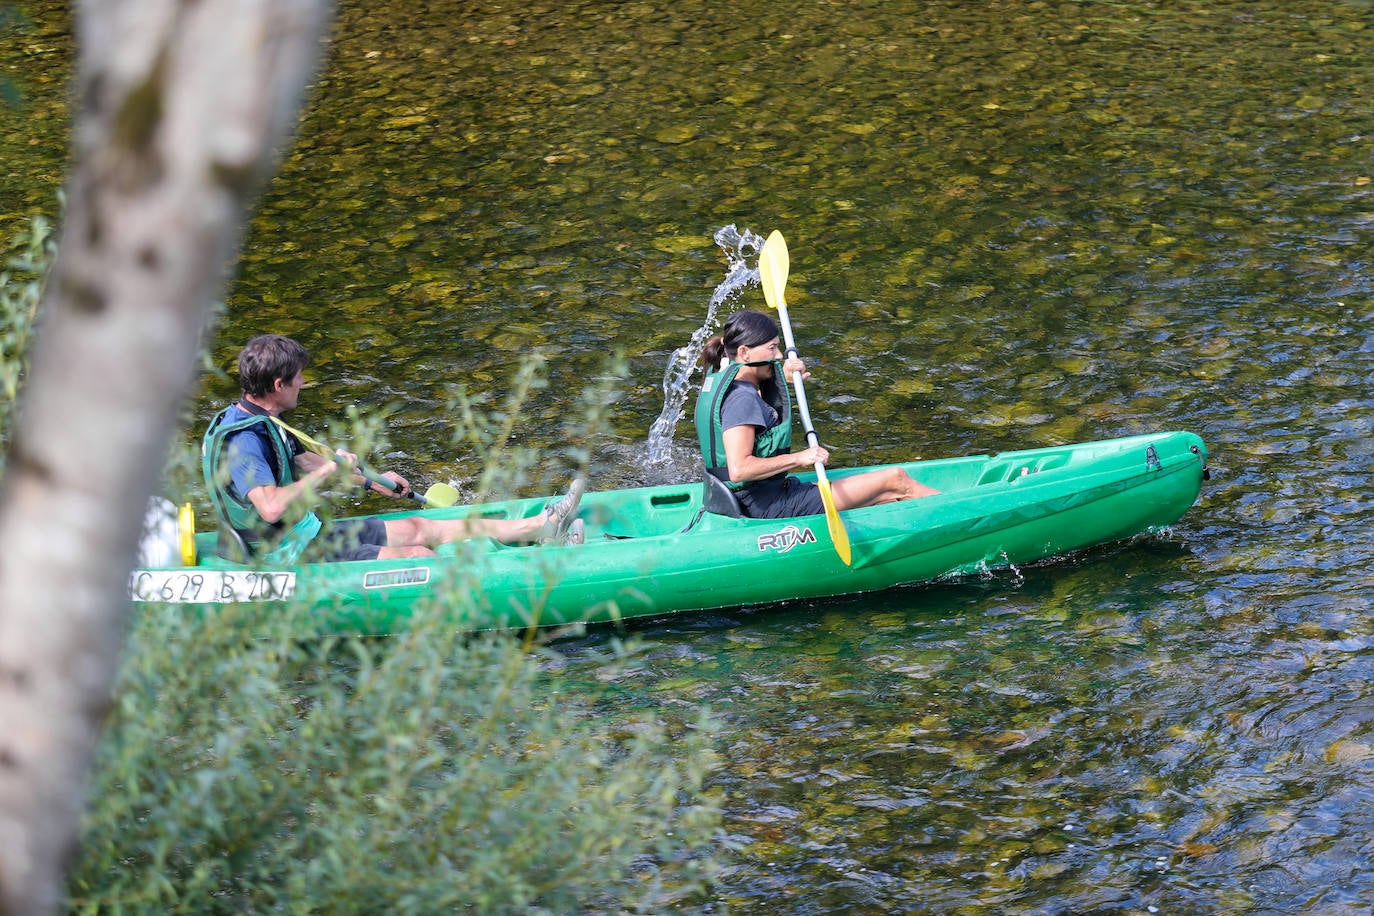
[702,472,744,518]
[216,525,251,562]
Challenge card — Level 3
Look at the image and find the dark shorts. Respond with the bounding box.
[310,517,388,562]
[736,475,825,519]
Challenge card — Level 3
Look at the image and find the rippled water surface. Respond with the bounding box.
[5,0,1373,910]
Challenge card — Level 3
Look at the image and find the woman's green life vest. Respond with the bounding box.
[201,407,322,564]
[693,360,793,489]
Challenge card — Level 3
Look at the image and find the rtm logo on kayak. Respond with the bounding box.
[363,567,432,590]
[756,525,817,554]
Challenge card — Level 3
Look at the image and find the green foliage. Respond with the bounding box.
[69,602,723,913]
[451,355,549,502]
[0,191,722,909]
[69,350,723,912]
[446,349,627,502]
[0,213,54,474]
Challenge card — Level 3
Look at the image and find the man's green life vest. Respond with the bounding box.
[202,407,321,563]
[693,360,792,489]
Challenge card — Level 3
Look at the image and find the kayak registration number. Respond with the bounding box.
[129,569,296,603]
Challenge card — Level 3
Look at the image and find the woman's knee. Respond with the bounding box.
[868,468,930,504]
[876,468,915,499]
[899,469,939,498]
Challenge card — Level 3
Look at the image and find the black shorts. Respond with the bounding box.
[310,517,388,562]
[736,475,825,519]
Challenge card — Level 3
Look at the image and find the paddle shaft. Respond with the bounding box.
[774,304,826,467]
[776,305,853,565]
[756,228,852,565]
[270,417,426,505]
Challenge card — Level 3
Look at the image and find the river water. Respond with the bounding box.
[5,0,1373,911]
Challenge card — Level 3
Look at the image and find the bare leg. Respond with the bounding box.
[831,467,939,511]
[374,479,585,558]
[380,513,546,554]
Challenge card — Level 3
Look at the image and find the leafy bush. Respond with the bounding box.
[1,216,722,912]
[68,602,723,913]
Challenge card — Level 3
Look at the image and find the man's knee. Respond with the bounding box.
[380,544,436,559]
[382,517,424,546]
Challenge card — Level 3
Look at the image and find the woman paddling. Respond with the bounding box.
[693,310,937,519]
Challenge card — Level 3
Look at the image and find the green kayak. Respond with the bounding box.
[129,431,1208,633]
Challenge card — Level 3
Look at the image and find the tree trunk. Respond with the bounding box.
[0,2,331,912]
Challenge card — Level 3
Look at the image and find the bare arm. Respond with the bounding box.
[246,455,338,523]
[722,425,829,483]
[296,449,412,499]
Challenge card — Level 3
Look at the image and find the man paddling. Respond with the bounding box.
[202,334,584,562]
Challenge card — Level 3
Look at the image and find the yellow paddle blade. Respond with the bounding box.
[758,229,789,311]
[816,474,853,566]
[178,502,198,566]
[423,482,461,508]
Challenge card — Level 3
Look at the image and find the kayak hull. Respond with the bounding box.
[130,432,1208,633]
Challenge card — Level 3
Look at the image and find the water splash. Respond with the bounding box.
[643,224,766,474]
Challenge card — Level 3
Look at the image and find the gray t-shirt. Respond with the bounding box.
[718,380,824,518]
[719,380,778,433]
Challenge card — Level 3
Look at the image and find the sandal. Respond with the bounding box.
[540,477,585,543]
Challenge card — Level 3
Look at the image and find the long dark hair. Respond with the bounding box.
[700,310,779,372]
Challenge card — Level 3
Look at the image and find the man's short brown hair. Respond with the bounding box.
[237,335,309,397]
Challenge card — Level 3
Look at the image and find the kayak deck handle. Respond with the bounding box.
[977,453,1071,485]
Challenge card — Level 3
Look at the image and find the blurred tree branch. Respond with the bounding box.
[0,2,332,912]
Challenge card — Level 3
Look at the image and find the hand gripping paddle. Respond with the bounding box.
[757,230,852,566]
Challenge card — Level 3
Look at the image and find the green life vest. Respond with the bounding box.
[201,406,321,563]
[694,360,792,489]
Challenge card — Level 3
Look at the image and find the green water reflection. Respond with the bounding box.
[4,0,1373,910]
